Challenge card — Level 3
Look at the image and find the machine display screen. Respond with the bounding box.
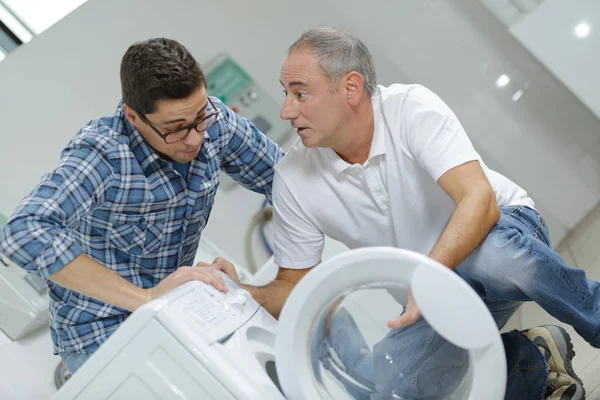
[206,58,252,103]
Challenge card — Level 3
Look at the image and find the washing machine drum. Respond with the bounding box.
[275,247,506,400]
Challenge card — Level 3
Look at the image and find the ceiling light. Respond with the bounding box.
[574,22,591,38]
[512,90,524,102]
[496,75,510,88]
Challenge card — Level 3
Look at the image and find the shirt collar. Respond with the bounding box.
[317,146,352,175]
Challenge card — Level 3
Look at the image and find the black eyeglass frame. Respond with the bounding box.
[137,97,219,144]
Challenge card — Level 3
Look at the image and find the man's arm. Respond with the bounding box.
[243,266,314,319]
[429,160,500,269]
[389,160,498,328]
[0,146,115,281]
[400,87,500,266]
[1,144,231,312]
[49,253,229,312]
[200,258,314,319]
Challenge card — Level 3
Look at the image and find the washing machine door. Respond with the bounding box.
[275,247,506,400]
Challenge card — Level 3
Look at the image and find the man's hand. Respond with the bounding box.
[195,257,241,286]
[387,290,421,329]
[146,266,229,303]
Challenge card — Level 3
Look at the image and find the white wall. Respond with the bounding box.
[0,0,598,265]
[479,0,546,25]
[510,0,600,120]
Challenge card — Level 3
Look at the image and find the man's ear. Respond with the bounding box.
[122,103,138,125]
[343,71,365,107]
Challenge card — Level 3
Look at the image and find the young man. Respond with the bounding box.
[0,38,283,374]
[207,28,592,399]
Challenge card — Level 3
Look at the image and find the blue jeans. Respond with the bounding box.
[324,310,547,400]
[457,205,600,346]
[324,205,600,399]
[61,351,90,374]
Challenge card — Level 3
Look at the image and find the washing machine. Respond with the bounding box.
[51,247,506,399]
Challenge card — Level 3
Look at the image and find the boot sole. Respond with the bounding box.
[545,325,586,400]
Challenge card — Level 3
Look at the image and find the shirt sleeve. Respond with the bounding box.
[402,86,480,181]
[0,145,115,280]
[272,172,324,269]
[219,104,284,204]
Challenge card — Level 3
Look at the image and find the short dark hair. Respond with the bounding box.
[120,38,206,115]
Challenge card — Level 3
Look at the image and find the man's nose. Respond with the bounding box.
[183,129,203,147]
[280,96,297,121]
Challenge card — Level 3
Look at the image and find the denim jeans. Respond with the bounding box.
[61,351,90,375]
[323,205,600,399]
[324,309,547,400]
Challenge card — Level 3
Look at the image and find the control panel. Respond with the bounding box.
[164,272,259,344]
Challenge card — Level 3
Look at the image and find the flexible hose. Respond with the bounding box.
[245,205,273,274]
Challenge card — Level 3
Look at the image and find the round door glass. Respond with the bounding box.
[309,282,472,399]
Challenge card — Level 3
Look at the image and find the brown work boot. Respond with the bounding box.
[522,325,585,400]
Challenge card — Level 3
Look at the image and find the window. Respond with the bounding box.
[0,2,33,44]
[1,0,87,35]
[0,0,87,63]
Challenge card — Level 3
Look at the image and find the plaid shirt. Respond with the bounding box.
[0,98,283,355]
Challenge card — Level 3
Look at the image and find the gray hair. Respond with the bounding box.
[289,27,377,95]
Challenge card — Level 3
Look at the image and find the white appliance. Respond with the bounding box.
[0,211,49,341]
[51,247,506,399]
[0,249,49,341]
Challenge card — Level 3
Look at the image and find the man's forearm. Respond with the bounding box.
[48,253,148,311]
[429,191,499,269]
[242,279,296,319]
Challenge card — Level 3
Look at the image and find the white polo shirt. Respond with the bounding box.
[272,84,534,269]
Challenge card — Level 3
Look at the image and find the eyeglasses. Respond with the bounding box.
[137,97,219,144]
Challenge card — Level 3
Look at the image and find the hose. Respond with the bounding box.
[245,203,273,274]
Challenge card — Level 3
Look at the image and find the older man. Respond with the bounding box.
[209,27,591,399]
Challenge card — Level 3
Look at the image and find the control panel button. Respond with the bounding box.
[234,289,251,303]
[223,295,245,314]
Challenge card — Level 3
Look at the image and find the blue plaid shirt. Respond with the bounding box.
[0,98,283,355]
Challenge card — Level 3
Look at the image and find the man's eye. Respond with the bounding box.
[167,125,185,132]
[283,90,288,96]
